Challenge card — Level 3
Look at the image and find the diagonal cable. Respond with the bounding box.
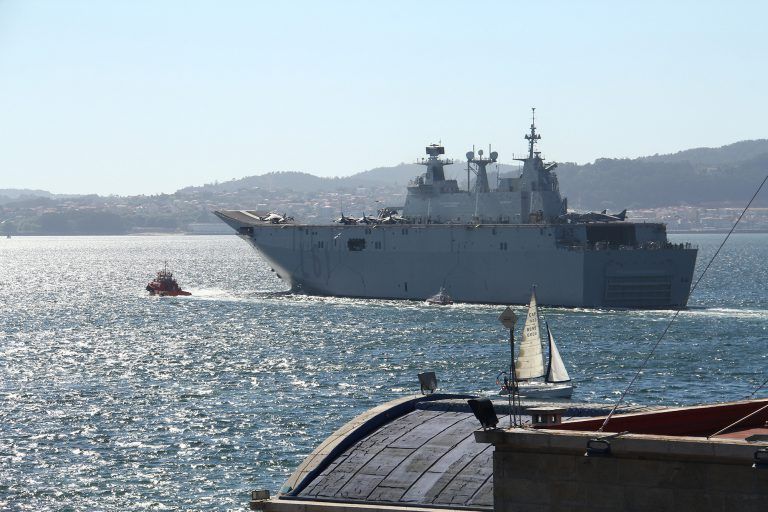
[747,375,768,399]
[598,173,768,433]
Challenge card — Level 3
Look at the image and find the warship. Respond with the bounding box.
[215,111,698,308]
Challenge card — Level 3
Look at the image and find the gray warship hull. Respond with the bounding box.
[216,113,698,308]
[214,212,697,308]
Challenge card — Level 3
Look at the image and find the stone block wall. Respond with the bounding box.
[493,450,768,512]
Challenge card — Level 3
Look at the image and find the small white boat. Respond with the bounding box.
[499,289,573,399]
[426,287,453,305]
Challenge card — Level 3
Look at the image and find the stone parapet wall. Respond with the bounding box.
[493,450,767,512]
[477,428,768,512]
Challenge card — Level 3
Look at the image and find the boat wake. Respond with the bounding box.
[685,307,768,319]
[625,306,768,319]
[187,288,231,298]
[184,288,287,302]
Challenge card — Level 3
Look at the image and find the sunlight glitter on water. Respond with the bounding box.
[0,234,767,510]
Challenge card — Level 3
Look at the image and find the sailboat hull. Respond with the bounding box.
[501,381,574,399]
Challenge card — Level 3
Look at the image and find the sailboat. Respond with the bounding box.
[426,287,453,305]
[500,289,573,399]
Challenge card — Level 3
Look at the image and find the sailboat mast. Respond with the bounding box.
[533,286,546,377]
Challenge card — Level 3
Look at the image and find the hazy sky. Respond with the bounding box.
[1,1,766,195]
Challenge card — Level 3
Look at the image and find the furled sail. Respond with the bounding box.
[514,291,545,380]
[545,322,571,383]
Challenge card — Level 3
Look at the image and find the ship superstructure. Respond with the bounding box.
[404,110,565,225]
[215,111,697,308]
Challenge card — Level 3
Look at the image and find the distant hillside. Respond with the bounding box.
[5,138,768,235]
[182,163,506,194]
[10,139,768,210]
[557,139,768,209]
[639,139,768,166]
[345,163,430,186]
[179,165,429,193]
[190,139,768,210]
[0,188,55,204]
[179,172,340,194]
[0,188,84,206]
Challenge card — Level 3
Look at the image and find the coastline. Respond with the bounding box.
[5,230,768,237]
[668,229,768,234]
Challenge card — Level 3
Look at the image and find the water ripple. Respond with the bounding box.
[0,234,767,510]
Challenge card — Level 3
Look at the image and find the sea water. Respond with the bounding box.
[1,234,766,510]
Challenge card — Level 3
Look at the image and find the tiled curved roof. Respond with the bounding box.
[279,394,618,510]
[284,395,493,509]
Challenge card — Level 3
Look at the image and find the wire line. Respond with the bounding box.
[598,173,768,433]
[748,375,768,399]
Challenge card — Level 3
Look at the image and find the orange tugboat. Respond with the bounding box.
[146,264,191,296]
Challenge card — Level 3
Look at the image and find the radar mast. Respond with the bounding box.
[465,146,498,194]
[524,107,541,159]
[417,143,453,184]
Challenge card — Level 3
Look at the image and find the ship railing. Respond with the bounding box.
[638,241,697,250]
[556,243,587,251]
[557,241,697,252]
[414,157,454,165]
